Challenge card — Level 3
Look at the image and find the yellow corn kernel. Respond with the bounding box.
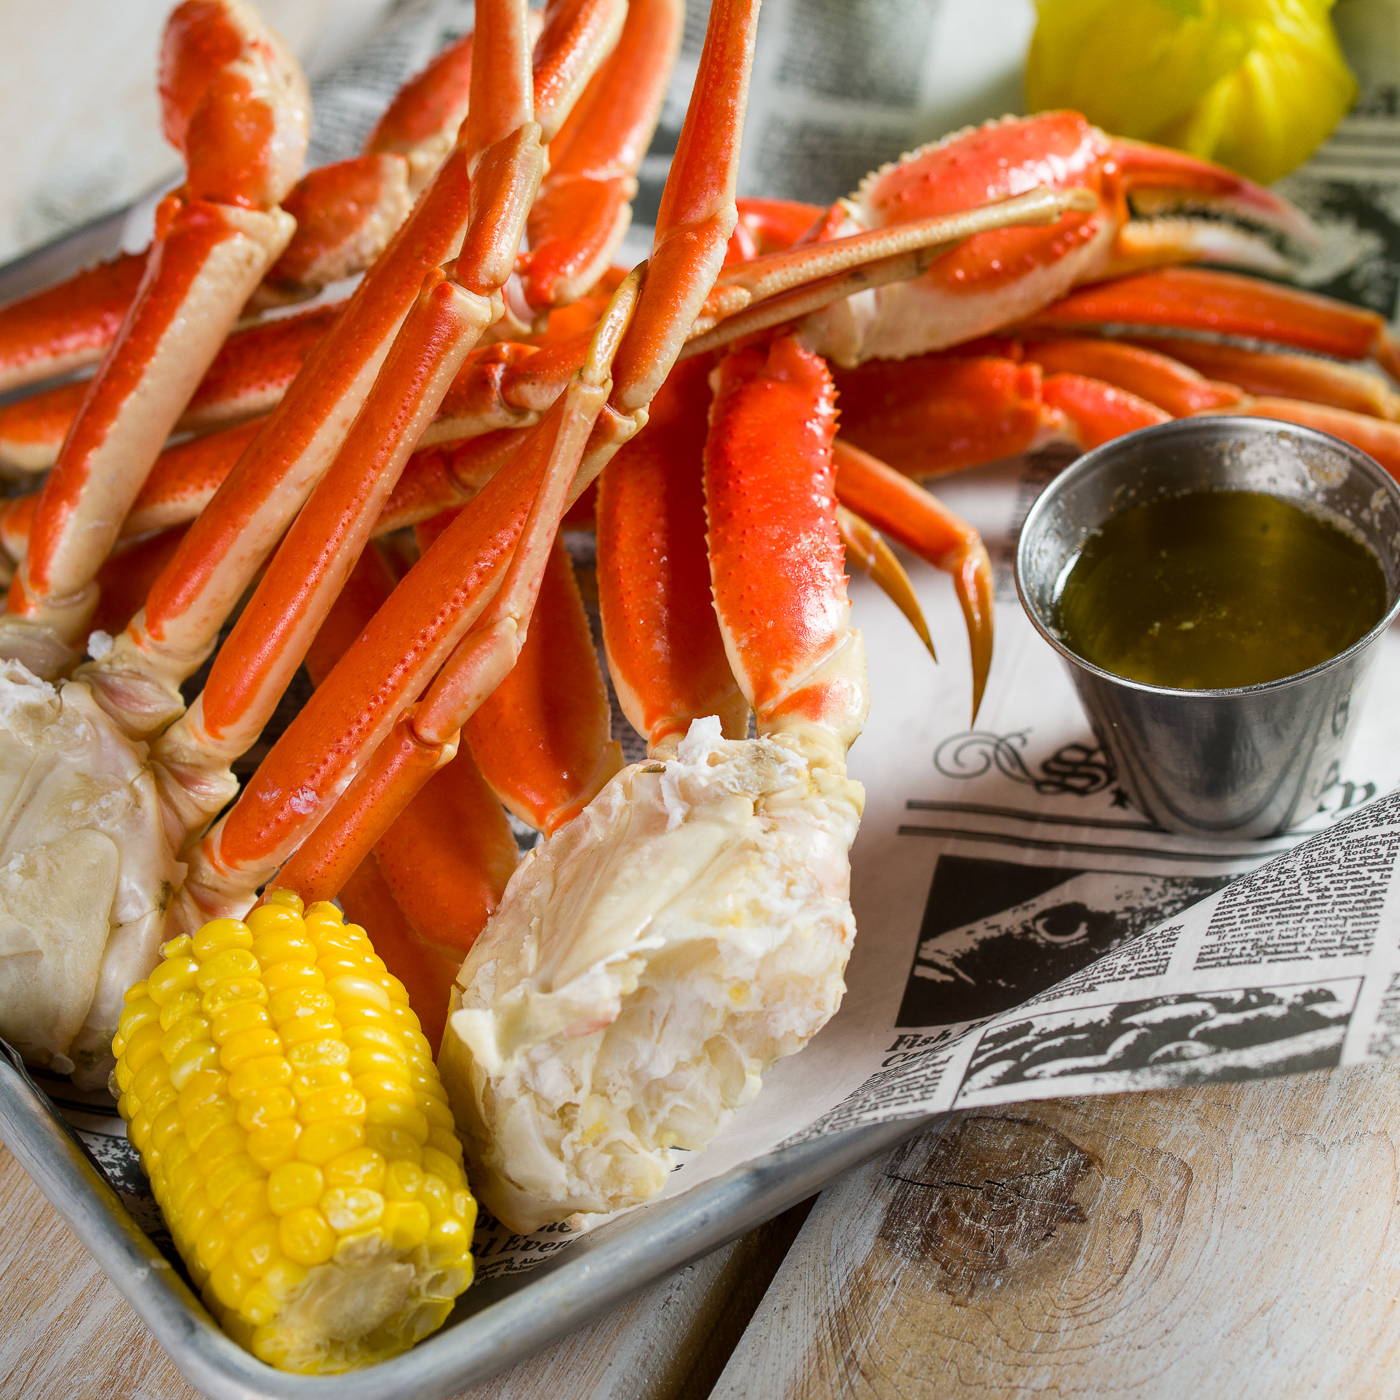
[228,1055,292,1098]
[207,1154,263,1209]
[219,1024,285,1069]
[184,1102,238,1155]
[236,1086,297,1132]
[299,1089,366,1125]
[422,1095,456,1131]
[161,1016,211,1069]
[209,1255,251,1312]
[112,898,475,1375]
[279,1206,336,1267]
[169,1040,220,1090]
[325,1147,386,1192]
[421,1143,464,1181]
[344,1026,402,1056]
[347,1045,403,1081]
[196,947,261,990]
[261,961,326,996]
[414,1070,450,1104]
[150,1103,185,1156]
[291,1063,353,1097]
[116,1018,164,1078]
[321,1187,385,1234]
[193,918,254,957]
[287,1037,349,1070]
[195,1219,231,1276]
[209,999,273,1041]
[222,1178,271,1239]
[269,984,334,1023]
[267,1161,324,1214]
[338,1002,396,1033]
[201,977,269,1017]
[239,1282,283,1328]
[296,1119,364,1164]
[418,1174,453,1223]
[158,986,204,1030]
[177,1066,228,1115]
[198,1123,248,1170]
[325,975,392,1011]
[146,954,197,1006]
[248,904,309,937]
[427,1129,463,1163]
[129,1055,169,1107]
[425,1218,471,1268]
[279,1013,344,1047]
[383,1201,431,1252]
[366,1124,422,1165]
[384,1159,423,1201]
[247,1120,301,1171]
[367,1097,429,1144]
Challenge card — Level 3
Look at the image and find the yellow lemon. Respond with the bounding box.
[1027,0,1357,183]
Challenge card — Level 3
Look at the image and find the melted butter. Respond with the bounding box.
[1054,489,1388,689]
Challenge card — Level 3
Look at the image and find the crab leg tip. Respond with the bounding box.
[837,506,937,662]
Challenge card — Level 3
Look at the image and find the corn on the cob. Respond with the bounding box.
[112,890,475,1375]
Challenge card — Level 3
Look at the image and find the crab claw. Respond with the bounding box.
[1108,135,1321,275]
[833,441,993,721]
[797,112,1316,366]
[836,506,937,663]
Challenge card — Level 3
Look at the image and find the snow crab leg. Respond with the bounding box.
[0,0,309,677]
[831,334,1400,488]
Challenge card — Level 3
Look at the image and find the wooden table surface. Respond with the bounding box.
[3,1061,1397,1399]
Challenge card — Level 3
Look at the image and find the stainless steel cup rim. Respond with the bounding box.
[1013,415,1400,700]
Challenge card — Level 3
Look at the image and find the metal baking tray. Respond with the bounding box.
[0,1038,928,1398]
[0,179,950,1398]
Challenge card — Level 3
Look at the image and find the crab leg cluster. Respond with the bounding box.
[0,0,633,1078]
[0,0,1032,1087]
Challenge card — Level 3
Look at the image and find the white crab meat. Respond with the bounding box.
[439,716,863,1234]
[0,661,181,1084]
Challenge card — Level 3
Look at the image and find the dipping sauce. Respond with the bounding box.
[1053,488,1388,689]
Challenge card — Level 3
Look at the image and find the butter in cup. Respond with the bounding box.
[1014,417,1400,837]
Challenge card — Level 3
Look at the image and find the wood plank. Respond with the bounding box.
[0,1148,193,1400]
[0,1140,804,1400]
[711,1062,1400,1399]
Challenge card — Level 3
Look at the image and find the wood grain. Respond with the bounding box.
[711,1062,1400,1399]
